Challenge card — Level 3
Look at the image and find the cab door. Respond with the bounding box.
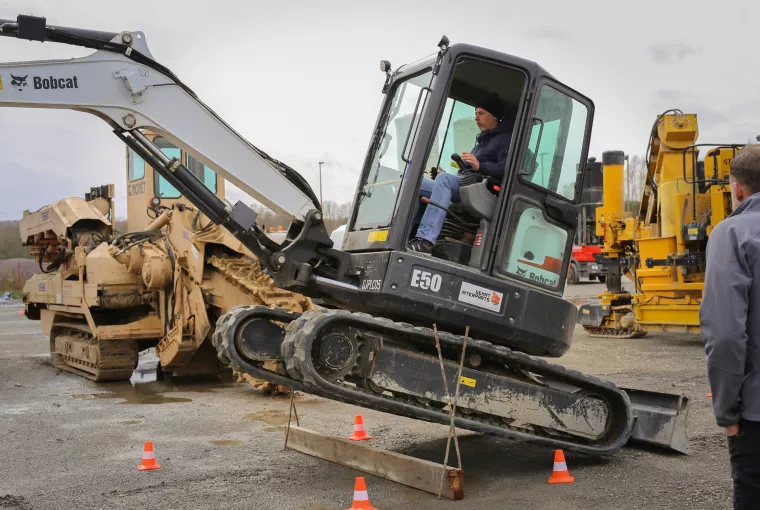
[491,79,594,294]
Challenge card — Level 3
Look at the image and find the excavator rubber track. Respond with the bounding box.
[207,255,314,313]
[206,254,314,392]
[582,326,647,339]
[214,306,637,455]
[578,304,648,339]
[50,328,138,382]
[45,256,312,385]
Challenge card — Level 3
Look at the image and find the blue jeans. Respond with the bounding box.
[415,172,461,244]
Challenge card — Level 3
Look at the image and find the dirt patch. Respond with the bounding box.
[73,392,192,405]
[211,440,244,446]
[244,409,290,425]
[0,495,32,510]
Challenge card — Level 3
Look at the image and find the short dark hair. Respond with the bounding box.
[731,145,760,194]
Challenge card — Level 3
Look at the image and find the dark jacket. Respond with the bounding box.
[701,193,760,426]
[470,121,512,180]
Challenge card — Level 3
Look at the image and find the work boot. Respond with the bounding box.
[407,238,434,254]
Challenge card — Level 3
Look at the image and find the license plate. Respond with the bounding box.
[591,264,599,270]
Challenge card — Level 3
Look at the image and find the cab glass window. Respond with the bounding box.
[152,138,218,198]
[432,100,478,175]
[129,150,145,181]
[498,200,567,289]
[188,154,218,194]
[154,137,182,199]
[521,85,588,200]
[353,70,432,229]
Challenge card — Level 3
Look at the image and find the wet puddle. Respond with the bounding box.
[72,389,192,405]
[71,351,218,404]
[71,379,202,405]
[129,362,218,392]
[244,409,292,425]
[211,440,244,446]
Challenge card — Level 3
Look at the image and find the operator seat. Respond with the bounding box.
[460,177,499,220]
[433,176,500,268]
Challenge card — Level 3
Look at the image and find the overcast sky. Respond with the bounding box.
[0,0,758,220]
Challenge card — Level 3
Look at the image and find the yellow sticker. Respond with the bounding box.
[0,75,3,91]
[582,309,590,315]
[367,230,388,243]
[460,376,476,388]
[688,228,698,236]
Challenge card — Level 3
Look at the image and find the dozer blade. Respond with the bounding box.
[622,388,689,454]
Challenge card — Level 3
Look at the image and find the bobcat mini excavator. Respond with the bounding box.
[0,15,688,454]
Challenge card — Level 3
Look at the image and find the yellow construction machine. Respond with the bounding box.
[578,110,742,337]
[19,133,312,382]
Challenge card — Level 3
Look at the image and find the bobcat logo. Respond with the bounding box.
[10,74,28,90]
[516,266,527,277]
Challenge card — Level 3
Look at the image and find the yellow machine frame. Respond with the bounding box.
[578,111,740,337]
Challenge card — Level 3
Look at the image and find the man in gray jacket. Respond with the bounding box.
[701,144,760,509]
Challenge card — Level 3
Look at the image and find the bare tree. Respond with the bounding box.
[249,200,351,233]
[624,154,646,213]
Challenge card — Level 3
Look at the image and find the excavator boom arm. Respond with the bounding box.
[0,16,316,220]
[0,15,351,292]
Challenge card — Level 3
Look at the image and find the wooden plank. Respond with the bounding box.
[285,426,464,501]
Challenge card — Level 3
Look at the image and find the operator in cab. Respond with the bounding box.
[408,94,512,253]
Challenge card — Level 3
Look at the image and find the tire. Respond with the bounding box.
[567,262,580,285]
[597,275,606,284]
[588,275,597,281]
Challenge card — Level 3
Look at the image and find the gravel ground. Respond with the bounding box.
[0,289,732,509]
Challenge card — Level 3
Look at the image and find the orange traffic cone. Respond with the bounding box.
[137,440,161,471]
[348,414,372,441]
[18,309,23,316]
[548,449,574,484]
[345,477,377,510]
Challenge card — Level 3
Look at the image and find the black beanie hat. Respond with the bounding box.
[479,94,503,120]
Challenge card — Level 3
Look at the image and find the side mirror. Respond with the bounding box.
[433,35,450,75]
[380,60,393,94]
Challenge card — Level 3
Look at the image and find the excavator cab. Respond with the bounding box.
[312,42,592,358]
[345,42,591,296]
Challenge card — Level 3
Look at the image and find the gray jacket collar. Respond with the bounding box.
[731,192,760,217]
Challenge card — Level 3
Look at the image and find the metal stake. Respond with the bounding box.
[450,326,469,469]
[283,387,299,451]
[434,324,468,499]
